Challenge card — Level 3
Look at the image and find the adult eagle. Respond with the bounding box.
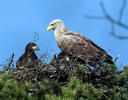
[47,19,113,66]
[16,42,41,68]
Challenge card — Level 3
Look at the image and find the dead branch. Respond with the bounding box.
[6,53,15,71]
[33,32,39,42]
[8,53,14,67]
[114,55,120,63]
[85,0,128,39]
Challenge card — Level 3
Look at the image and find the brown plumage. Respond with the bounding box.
[47,19,113,66]
[16,42,41,68]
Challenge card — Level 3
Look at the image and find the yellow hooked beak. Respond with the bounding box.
[32,46,39,50]
[47,25,54,32]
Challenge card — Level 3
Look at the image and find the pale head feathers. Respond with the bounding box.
[49,19,66,31]
[48,19,68,44]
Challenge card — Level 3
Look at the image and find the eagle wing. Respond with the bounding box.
[16,53,39,68]
[58,30,112,63]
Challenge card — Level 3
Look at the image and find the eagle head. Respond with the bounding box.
[47,19,65,32]
[25,42,39,52]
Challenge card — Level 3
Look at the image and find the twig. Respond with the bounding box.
[33,32,39,42]
[114,55,120,63]
[6,53,14,71]
[85,1,128,39]
[119,0,126,22]
[84,15,106,19]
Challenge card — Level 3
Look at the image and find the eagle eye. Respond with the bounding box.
[50,24,54,26]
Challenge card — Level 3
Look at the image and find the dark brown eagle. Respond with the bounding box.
[47,19,113,66]
[16,42,41,68]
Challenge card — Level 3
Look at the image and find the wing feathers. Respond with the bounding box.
[58,30,113,65]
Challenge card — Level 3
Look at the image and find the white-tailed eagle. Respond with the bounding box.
[47,19,113,66]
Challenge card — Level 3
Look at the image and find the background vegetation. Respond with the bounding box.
[0,53,128,100]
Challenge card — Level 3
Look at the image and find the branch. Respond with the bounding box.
[84,15,106,19]
[5,53,15,71]
[114,55,120,63]
[119,0,126,22]
[85,0,128,39]
[7,53,14,68]
[33,32,39,42]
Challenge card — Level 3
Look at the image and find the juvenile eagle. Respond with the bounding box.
[16,42,40,68]
[47,19,113,66]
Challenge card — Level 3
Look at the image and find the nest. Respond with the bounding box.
[1,52,117,87]
[11,54,74,84]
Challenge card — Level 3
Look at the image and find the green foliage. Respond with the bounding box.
[61,77,103,100]
[0,65,128,100]
[105,86,128,100]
